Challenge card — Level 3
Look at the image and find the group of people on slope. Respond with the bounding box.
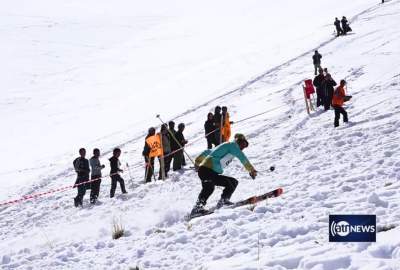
[334,16,352,37]
[204,106,232,149]
[73,147,127,207]
[142,121,187,182]
[312,51,351,127]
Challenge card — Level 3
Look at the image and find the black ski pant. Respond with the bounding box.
[90,175,101,202]
[110,175,127,198]
[173,150,184,171]
[197,166,238,205]
[333,106,348,127]
[316,88,325,107]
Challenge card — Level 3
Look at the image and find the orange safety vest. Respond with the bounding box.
[221,113,231,142]
[145,134,164,158]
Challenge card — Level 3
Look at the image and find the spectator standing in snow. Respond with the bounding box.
[221,106,232,143]
[332,80,349,127]
[143,127,156,183]
[341,16,350,35]
[168,121,179,170]
[89,148,105,204]
[109,148,127,197]
[204,112,216,149]
[73,148,90,207]
[173,123,188,171]
[334,18,343,36]
[214,106,223,146]
[313,68,325,107]
[312,50,322,75]
[159,124,172,179]
[322,73,337,111]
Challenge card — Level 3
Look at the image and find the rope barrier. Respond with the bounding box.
[0,90,305,208]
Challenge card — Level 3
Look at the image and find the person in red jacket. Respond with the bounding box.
[332,80,349,127]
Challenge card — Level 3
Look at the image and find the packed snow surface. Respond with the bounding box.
[1,0,400,269]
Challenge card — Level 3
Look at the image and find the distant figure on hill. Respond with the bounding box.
[214,106,223,146]
[221,106,232,143]
[312,50,322,75]
[341,16,352,35]
[334,17,343,36]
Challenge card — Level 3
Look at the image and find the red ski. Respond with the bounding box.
[187,188,283,221]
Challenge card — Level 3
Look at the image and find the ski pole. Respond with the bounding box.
[126,163,134,189]
[156,114,195,165]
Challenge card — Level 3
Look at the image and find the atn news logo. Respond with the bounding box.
[329,215,376,242]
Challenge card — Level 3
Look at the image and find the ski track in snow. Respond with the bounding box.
[1,1,400,270]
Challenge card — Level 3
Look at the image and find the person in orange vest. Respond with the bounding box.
[221,106,232,142]
[142,127,157,182]
[332,79,349,127]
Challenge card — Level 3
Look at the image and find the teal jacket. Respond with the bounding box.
[199,142,254,174]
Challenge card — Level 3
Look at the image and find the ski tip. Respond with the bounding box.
[276,188,283,196]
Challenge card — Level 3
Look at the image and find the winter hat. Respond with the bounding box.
[234,133,249,147]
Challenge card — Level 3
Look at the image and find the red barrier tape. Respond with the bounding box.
[0,172,121,207]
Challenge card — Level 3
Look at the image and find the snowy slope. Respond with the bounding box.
[0,0,376,200]
[1,0,400,270]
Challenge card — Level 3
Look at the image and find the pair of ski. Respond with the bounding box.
[186,187,283,221]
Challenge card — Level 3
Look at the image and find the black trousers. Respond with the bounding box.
[159,154,172,179]
[206,137,215,149]
[110,175,126,198]
[173,150,184,171]
[324,94,333,110]
[316,88,325,107]
[74,176,88,204]
[214,130,221,146]
[197,166,238,205]
[90,175,101,201]
[333,106,348,127]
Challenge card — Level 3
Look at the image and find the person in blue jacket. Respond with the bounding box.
[191,133,258,215]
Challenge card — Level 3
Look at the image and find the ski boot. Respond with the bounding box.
[216,198,234,209]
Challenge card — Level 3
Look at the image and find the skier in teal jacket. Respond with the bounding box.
[191,133,258,216]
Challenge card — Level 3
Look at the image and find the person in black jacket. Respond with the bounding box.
[173,123,188,171]
[341,16,349,35]
[109,148,127,197]
[204,112,216,149]
[142,127,156,183]
[322,73,337,110]
[159,124,172,179]
[73,148,90,207]
[168,121,179,170]
[313,68,325,107]
[334,18,343,36]
[214,106,222,146]
[312,50,322,75]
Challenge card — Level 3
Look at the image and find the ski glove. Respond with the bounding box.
[270,166,275,172]
[249,169,258,180]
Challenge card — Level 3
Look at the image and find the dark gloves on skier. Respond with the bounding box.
[270,166,275,172]
[249,169,258,180]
